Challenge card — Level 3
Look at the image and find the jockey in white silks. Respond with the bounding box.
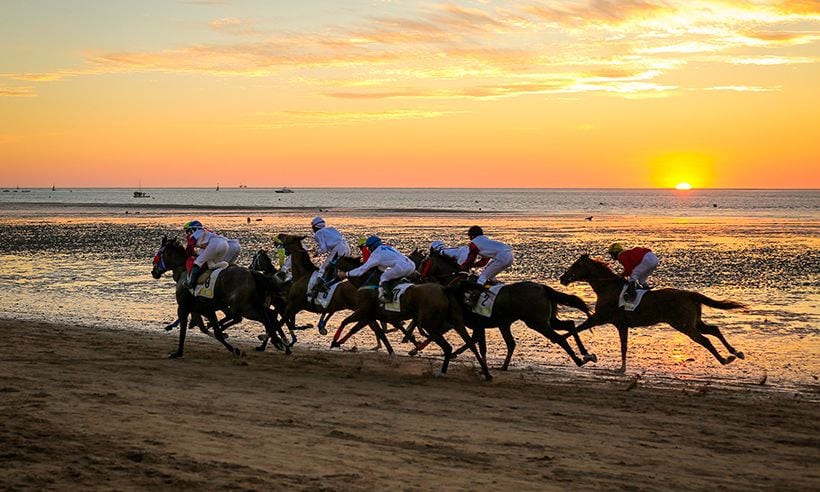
[183,220,241,288]
[341,235,416,303]
[309,216,351,298]
[460,226,514,286]
[429,240,471,265]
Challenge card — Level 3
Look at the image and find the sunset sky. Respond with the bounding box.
[1,0,818,189]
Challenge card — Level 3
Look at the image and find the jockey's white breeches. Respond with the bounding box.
[630,252,659,285]
[478,250,514,285]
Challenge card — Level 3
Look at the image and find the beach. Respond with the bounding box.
[1,318,817,490]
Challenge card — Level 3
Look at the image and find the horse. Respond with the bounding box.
[413,250,596,370]
[266,234,397,354]
[559,254,746,372]
[152,236,288,358]
[334,263,494,381]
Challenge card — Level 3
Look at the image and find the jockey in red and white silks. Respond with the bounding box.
[460,226,514,285]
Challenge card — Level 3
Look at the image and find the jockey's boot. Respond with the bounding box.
[184,264,202,289]
[378,283,393,303]
[625,280,638,302]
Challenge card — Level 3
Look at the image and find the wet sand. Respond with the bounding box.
[1,318,817,490]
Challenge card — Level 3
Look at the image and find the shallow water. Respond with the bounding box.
[1,202,817,398]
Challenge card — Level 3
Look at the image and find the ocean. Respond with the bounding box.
[1,188,818,396]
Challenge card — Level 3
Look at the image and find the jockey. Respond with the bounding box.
[340,235,415,303]
[429,240,472,265]
[460,226,513,287]
[273,236,292,283]
[608,243,659,301]
[182,220,241,289]
[357,236,371,262]
[309,216,351,298]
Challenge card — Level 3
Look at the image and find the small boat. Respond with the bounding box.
[274,187,294,194]
[133,191,151,198]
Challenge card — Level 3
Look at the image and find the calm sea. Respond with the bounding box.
[1,188,818,397]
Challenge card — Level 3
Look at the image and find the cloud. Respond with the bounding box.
[209,17,259,36]
[702,85,780,92]
[0,86,36,97]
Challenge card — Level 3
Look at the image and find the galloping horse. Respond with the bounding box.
[334,266,494,381]
[152,236,288,358]
[414,250,596,370]
[268,234,397,354]
[559,254,746,372]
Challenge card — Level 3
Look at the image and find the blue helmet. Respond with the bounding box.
[364,235,382,251]
[184,220,203,232]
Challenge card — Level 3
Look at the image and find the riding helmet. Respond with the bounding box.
[183,220,203,232]
[364,235,382,251]
[311,216,326,230]
[430,240,445,253]
[608,243,624,258]
[467,225,483,238]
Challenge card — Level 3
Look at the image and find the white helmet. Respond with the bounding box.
[310,216,325,229]
[430,240,445,253]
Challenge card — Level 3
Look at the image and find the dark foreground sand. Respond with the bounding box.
[1,319,817,491]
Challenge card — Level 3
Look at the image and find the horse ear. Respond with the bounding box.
[161,235,167,244]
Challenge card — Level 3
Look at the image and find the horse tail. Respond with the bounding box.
[690,292,746,310]
[541,285,590,315]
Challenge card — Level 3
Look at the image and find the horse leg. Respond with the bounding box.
[338,320,368,345]
[498,324,516,371]
[317,312,332,336]
[265,308,289,353]
[674,322,736,365]
[450,323,493,381]
[210,312,241,356]
[430,334,453,378]
[369,321,395,357]
[615,325,629,373]
[169,306,188,358]
[332,311,362,346]
[698,321,744,359]
[554,317,597,363]
[526,319,589,368]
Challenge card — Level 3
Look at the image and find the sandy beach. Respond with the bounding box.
[1,318,817,491]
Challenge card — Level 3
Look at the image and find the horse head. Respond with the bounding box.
[276,233,308,254]
[408,248,426,269]
[335,255,363,272]
[152,235,187,279]
[560,254,617,286]
[250,249,277,275]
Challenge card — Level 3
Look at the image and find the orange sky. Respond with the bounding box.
[1,1,818,188]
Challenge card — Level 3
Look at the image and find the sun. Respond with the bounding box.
[675,182,692,190]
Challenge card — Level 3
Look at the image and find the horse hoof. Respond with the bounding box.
[433,371,445,379]
[408,349,418,357]
[285,347,292,355]
[484,375,493,382]
[615,367,627,374]
[168,352,182,359]
[257,334,268,341]
[318,327,328,336]
[584,353,598,363]
[330,341,341,349]
[254,346,265,352]
[736,351,745,360]
[723,355,737,365]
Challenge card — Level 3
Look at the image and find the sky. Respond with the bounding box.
[1,0,818,189]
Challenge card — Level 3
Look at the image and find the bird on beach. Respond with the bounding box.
[585,216,593,221]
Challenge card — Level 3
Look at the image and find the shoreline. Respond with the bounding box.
[1,318,818,490]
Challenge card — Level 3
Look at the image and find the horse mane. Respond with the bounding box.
[336,256,363,271]
[582,254,620,279]
[431,250,461,271]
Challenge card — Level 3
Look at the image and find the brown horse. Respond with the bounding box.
[151,236,288,358]
[413,250,596,370]
[270,234,396,354]
[334,266,493,381]
[559,254,746,372]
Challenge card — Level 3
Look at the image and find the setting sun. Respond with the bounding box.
[675,182,692,190]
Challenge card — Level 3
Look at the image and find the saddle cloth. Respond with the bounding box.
[618,285,649,312]
[470,283,505,317]
[193,264,229,299]
[382,282,414,312]
[307,271,343,309]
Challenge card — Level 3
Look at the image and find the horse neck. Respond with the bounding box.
[580,262,622,295]
[428,255,459,278]
[289,249,316,280]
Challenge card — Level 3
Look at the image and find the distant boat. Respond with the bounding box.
[274,187,294,194]
[133,191,150,198]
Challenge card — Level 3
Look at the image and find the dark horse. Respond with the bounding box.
[412,250,596,370]
[265,234,397,354]
[559,254,746,372]
[334,264,494,381]
[152,236,287,358]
